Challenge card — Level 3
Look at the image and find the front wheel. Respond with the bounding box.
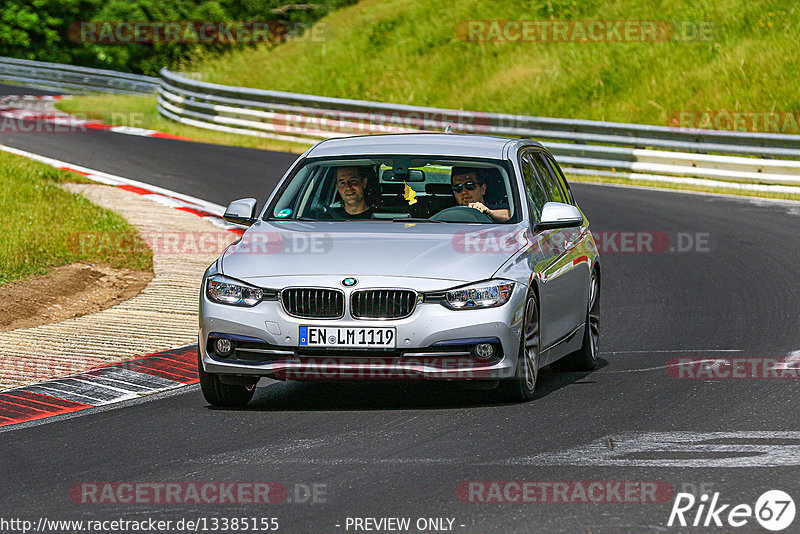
[496,292,540,402]
[198,352,256,407]
[551,270,599,372]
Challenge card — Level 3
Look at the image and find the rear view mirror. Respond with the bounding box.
[223,198,258,226]
[537,202,583,230]
[382,169,426,182]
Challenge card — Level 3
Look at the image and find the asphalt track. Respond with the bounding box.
[1,84,800,533]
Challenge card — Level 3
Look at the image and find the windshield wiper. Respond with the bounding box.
[391,217,444,223]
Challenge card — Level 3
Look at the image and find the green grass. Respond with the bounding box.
[191,0,798,126]
[0,151,153,285]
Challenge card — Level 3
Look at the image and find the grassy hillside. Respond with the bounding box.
[192,0,797,126]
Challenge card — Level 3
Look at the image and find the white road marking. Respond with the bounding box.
[187,430,800,468]
[601,359,724,373]
[776,351,800,370]
[600,349,743,354]
[109,126,159,136]
[68,378,143,398]
[194,455,469,466]
[601,349,800,374]
[499,431,800,468]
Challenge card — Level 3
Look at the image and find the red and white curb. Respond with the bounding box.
[0,141,253,427]
[0,94,192,140]
[0,346,199,427]
[0,143,245,236]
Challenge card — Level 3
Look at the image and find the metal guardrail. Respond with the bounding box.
[157,68,800,187]
[2,56,799,188]
[0,57,158,94]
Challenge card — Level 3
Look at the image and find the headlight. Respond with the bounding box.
[206,274,264,306]
[444,280,515,309]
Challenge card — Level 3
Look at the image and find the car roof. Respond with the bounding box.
[305,133,545,159]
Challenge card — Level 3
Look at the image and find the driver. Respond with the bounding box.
[450,167,510,222]
[333,166,374,219]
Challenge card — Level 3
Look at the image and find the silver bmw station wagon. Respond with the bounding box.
[198,134,600,406]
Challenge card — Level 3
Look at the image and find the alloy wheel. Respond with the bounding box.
[523,297,540,391]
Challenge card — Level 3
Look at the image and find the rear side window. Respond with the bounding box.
[530,152,565,203]
[520,152,547,222]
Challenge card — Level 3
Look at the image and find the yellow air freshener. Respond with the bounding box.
[404,182,417,205]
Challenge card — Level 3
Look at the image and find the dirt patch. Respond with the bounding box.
[0,262,153,331]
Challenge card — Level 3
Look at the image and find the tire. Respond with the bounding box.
[551,270,599,372]
[198,352,256,407]
[496,291,540,402]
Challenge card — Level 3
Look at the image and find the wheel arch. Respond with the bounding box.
[592,258,602,286]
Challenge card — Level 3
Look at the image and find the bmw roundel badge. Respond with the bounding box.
[342,277,358,287]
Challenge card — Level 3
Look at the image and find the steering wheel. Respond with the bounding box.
[430,205,493,223]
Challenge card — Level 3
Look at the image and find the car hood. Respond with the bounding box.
[219,220,529,284]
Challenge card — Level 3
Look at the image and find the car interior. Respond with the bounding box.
[278,158,514,223]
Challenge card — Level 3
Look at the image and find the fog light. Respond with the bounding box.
[215,338,233,356]
[473,343,494,360]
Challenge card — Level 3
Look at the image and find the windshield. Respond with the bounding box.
[266,156,518,224]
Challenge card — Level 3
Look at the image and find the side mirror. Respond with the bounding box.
[223,198,258,226]
[537,202,583,230]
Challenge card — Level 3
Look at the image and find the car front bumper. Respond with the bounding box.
[199,280,526,381]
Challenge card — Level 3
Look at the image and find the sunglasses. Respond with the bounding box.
[451,181,481,194]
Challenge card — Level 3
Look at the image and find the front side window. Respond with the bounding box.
[267,156,518,224]
[530,152,565,204]
[543,153,575,205]
[520,152,547,222]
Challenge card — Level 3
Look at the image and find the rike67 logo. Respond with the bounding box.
[668,490,795,531]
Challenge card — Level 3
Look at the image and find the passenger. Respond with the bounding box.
[450,167,510,222]
[333,166,374,219]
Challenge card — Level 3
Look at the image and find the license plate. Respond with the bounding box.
[299,326,396,348]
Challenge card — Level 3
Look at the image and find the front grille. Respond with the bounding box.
[351,289,417,319]
[281,288,344,319]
